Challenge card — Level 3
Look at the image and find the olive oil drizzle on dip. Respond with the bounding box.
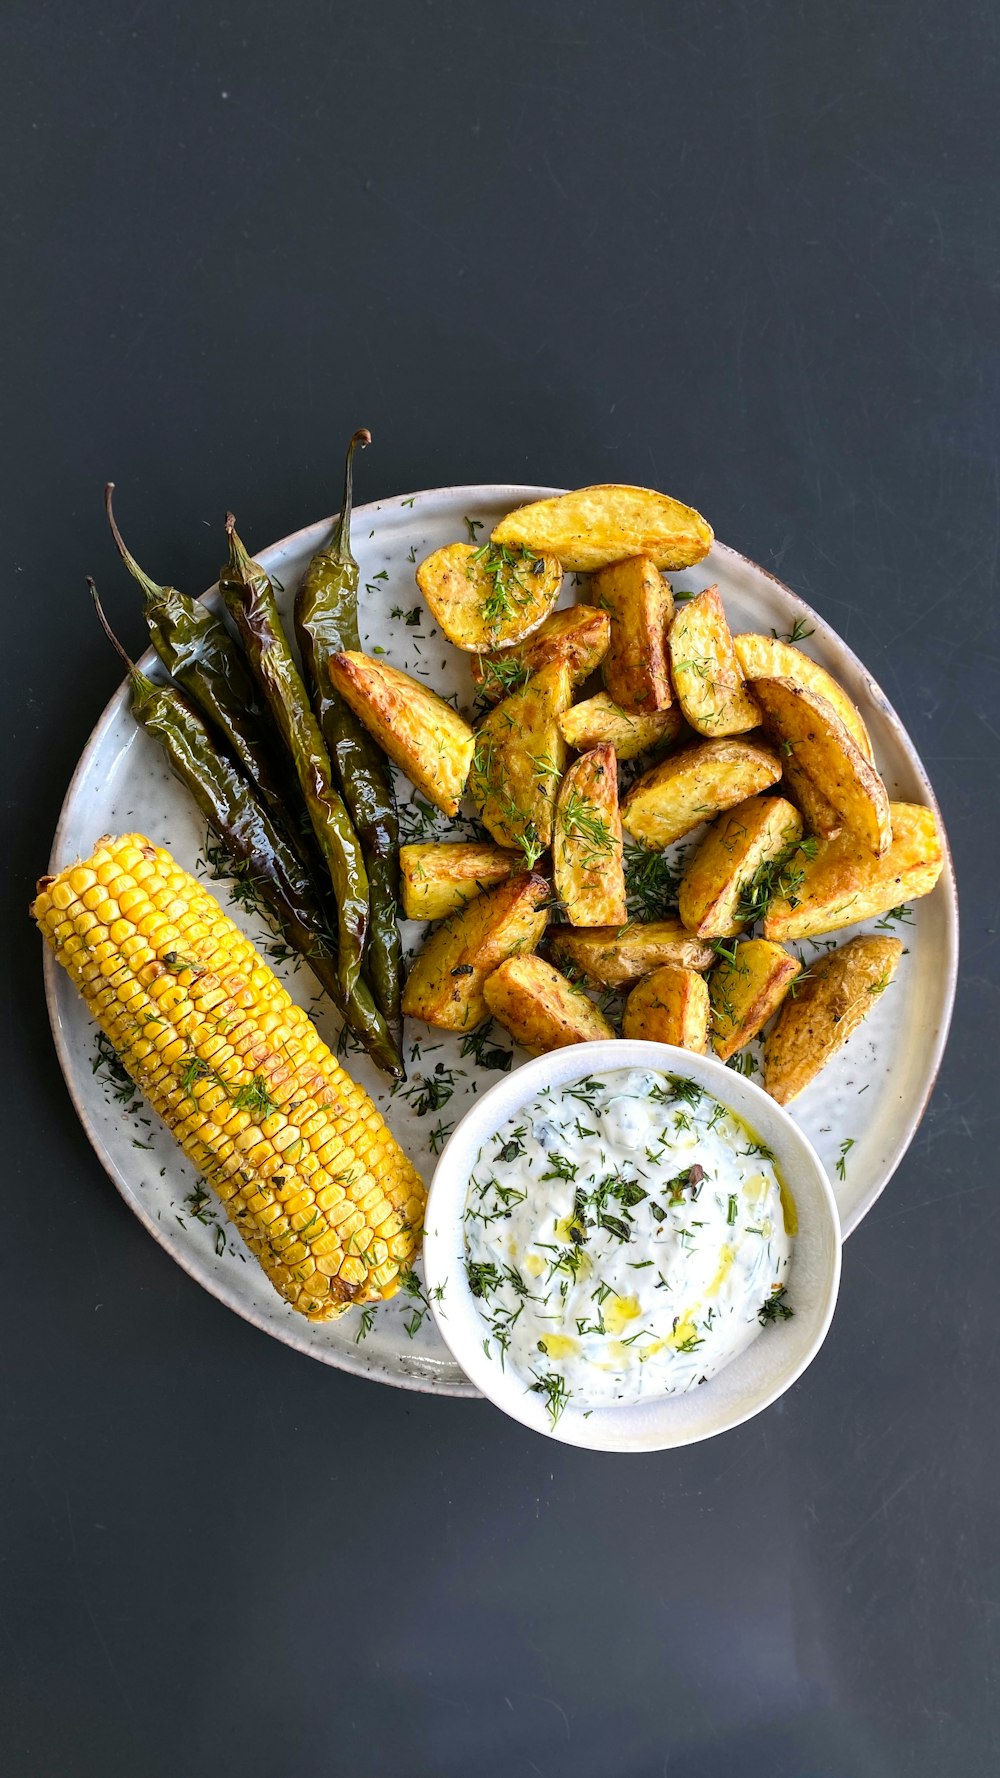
[463,1068,793,1423]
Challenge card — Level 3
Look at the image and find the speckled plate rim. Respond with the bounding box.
[41,483,958,1393]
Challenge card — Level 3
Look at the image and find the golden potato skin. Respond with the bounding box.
[491,485,714,574]
[469,660,572,860]
[621,738,783,850]
[622,965,709,1052]
[471,605,610,702]
[548,920,715,987]
[553,745,627,928]
[483,954,615,1054]
[734,632,874,761]
[709,939,801,1062]
[753,675,892,856]
[328,651,474,817]
[401,873,549,1031]
[560,693,684,761]
[782,755,844,840]
[415,541,562,653]
[668,585,761,736]
[594,556,674,713]
[677,795,804,938]
[763,935,904,1104]
[762,802,944,941]
[399,842,519,921]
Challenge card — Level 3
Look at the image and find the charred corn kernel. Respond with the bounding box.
[33,834,426,1320]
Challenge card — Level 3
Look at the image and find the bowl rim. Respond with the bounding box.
[423,1039,843,1450]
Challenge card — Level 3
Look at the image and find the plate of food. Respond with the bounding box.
[37,456,956,1402]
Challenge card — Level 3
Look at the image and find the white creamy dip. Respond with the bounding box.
[463,1067,794,1420]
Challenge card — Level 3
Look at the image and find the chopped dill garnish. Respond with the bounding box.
[231,1075,278,1120]
[529,1369,571,1426]
[772,617,815,644]
[624,845,685,920]
[561,789,612,856]
[735,836,819,924]
[758,1285,794,1324]
[402,1066,460,1117]
[835,1137,856,1181]
[468,542,546,634]
[474,653,532,708]
[161,950,206,977]
[459,1023,514,1073]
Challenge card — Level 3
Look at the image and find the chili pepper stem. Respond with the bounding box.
[104,484,163,604]
[330,428,371,561]
[88,577,142,681]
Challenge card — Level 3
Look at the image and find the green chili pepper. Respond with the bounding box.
[89,584,402,1079]
[105,484,301,844]
[294,429,403,1036]
[219,517,369,1004]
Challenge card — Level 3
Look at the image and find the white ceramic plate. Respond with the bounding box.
[423,1042,842,1450]
[43,484,957,1396]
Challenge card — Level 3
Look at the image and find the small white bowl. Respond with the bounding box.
[423,1040,842,1451]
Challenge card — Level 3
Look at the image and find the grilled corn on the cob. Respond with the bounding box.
[33,834,425,1320]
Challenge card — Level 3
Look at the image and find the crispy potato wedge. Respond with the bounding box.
[753,676,892,856]
[782,755,844,840]
[762,802,944,940]
[553,745,627,928]
[549,920,715,987]
[593,556,674,713]
[469,660,572,860]
[483,954,615,1054]
[415,541,562,653]
[668,586,761,736]
[399,842,519,921]
[471,605,610,703]
[621,738,782,850]
[734,633,873,761]
[560,693,684,761]
[622,965,709,1052]
[709,939,801,1062]
[491,485,713,574]
[328,652,475,817]
[677,795,803,938]
[763,935,904,1104]
[401,873,548,1031]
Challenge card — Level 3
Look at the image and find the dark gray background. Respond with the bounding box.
[3,2,998,1774]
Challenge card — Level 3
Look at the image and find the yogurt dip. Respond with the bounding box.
[463,1066,794,1420]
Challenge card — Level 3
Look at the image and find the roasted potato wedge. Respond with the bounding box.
[415,540,562,653]
[782,755,844,840]
[622,965,709,1052]
[763,935,904,1104]
[399,842,519,921]
[560,693,684,761]
[553,745,627,927]
[709,939,801,1062]
[469,660,572,861]
[668,585,761,736]
[549,920,715,987]
[677,795,803,937]
[753,676,892,856]
[328,652,474,817]
[401,873,548,1031]
[593,556,674,713]
[491,485,713,573]
[734,633,873,761]
[621,738,782,850]
[762,802,944,940]
[483,954,615,1054]
[471,605,610,703]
